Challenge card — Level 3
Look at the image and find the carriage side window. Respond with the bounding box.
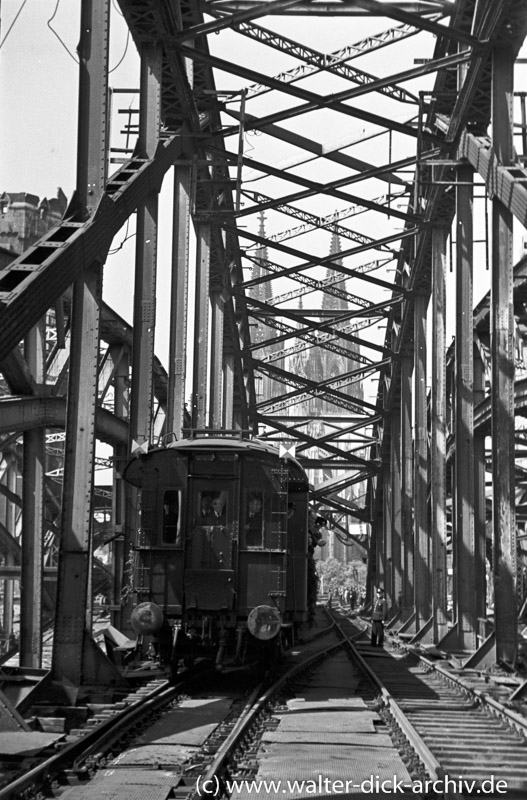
[244,491,264,548]
[162,489,181,545]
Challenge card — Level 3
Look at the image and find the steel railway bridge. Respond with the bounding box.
[1,0,527,688]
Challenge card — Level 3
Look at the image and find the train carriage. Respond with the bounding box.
[122,433,311,669]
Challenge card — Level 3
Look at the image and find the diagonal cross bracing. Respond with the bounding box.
[243,256,395,312]
[178,43,455,141]
[247,310,375,366]
[212,145,415,220]
[255,375,370,415]
[253,409,375,455]
[245,295,392,356]
[254,357,378,414]
[230,20,419,104]
[225,114,410,187]
[266,216,394,250]
[242,189,407,238]
[243,259,401,333]
[204,1,451,13]
[251,413,373,467]
[263,264,394,309]
[237,228,416,293]
[242,192,404,251]
[205,12,423,83]
[258,318,375,364]
[297,422,380,453]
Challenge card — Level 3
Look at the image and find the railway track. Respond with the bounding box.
[334,608,527,799]
[2,607,527,799]
[0,616,412,800]
[0,664,224,800]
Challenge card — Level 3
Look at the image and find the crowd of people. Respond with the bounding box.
[330,585,367,611]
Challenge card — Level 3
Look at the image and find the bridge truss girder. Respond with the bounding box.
[0,0,527,680]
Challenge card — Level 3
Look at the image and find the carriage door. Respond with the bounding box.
[185,477,236,611]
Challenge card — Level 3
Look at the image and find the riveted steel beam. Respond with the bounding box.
[52,0,113,686]
[430,226,448,643]
[491,47,517,666]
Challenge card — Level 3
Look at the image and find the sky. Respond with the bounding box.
[0,0,172,359]
[0,0,136,199]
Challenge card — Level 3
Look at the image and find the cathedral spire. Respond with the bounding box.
[250,210,271,303]
[258,209,266,241]
[329,226,340,259]
[323,223,346,311]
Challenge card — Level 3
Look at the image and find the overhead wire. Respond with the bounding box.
[108,218,136,255]
[0,0,29,51]
[47,0,78,63]
[109,29,130,73]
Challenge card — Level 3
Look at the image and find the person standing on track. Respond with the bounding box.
[371,587,387,647]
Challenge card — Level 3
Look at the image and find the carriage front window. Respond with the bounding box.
[162,489,181,545]
[198,490,227,525]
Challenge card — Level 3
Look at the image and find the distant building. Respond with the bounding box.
[0,188,69,379]
[0,188,67,256]
[248,211,283,405]
[288,228,366,566]
[0,245,15,271]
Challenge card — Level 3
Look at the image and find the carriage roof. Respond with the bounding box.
[123,435,308,488]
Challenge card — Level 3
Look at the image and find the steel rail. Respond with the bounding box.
[0,668,213,800]
[188,623,340,799]
[189,610,453,800]
[325,609,455,797]
[335,607,527,799]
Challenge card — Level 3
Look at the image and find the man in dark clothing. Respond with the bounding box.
[205,493,226,525]
[371,587,387,647]
[245,494,263,547]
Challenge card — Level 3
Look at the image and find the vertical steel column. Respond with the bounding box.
[430,227,448,643]
[391,406,403,612]
[473,342,487,622]
[3,457,17,641]
[192,223,211,429]
[367,517,378,596]
[20,322,45,667]
[376,507,385,590]
[55,263,105,677]
[53,264,104,682]
[223,353,235,429]
[491,47,517,665]
[373,489,384,589]
[52,0,110,684]
[210,289,225,429]
[111,344,129,632]
[167,166,191,438]
[455,163,477,651]
[119,44,162,644]
[414,292,429,630]
[0,472,6,642]
[400,352,414,617]
[383,466,393,604]
[226,256,249,431]
[130,45,162,448]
